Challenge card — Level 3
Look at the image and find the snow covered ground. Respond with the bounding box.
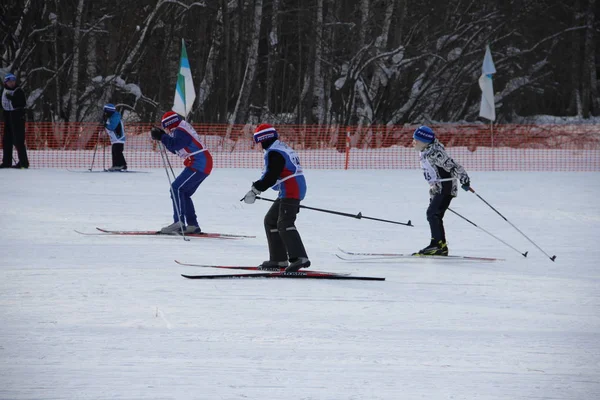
[1,168,599,400]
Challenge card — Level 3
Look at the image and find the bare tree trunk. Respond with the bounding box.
[321,0,334,125]
[360,0,395,126]
[297,25,312,124]
[196,4,224,118]
[569,0,584,116]
[312,0,325,124]
[582,0,598,116]
[229,0,263,124]
[67,0,85,122]
[358,0,369,46]
[368,0,395,100]
[220,0,231,123]
[264,0,280,114]
[353,0,371,128]
[231,0,245,100]
[395,0,407,43]
[80,25,98,122]
[86,32,97,86]
[52,2,61,121]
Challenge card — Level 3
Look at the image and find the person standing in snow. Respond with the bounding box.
[150,111,212,234]
[1,73,29,169]
[102,103,127,171]
[412,125,471,256]
[243,123,310,272]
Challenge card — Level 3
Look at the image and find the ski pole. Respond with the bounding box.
[89,130,100,171]
[447,208,528,257]
[102,133,106,171]
[152,126,177,180]
[436,177,456,182]
[164,148,177,181]
[159,143,188,241]
[466,186,556,261]
[254,196,413,226]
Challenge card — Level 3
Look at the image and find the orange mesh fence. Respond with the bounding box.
[1,122,599,171]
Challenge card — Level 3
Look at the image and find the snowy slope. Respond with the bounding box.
[0,168,599,400]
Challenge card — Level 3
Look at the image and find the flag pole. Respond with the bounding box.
[478,44,496,170]
[490,120,494,171]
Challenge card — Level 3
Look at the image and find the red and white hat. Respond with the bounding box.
[161,111,182,130]
[253,123,278,143]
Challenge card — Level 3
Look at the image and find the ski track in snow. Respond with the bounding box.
[0,169,599,399]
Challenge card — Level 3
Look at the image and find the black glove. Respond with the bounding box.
[460,178,471,191]
[150,127,165,141]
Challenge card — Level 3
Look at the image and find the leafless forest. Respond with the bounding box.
[1,0,598,125]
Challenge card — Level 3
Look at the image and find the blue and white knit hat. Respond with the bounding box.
[103,103,117,113]
[4,73,16,83]
[253,124,278,143]
[413,125,435,143]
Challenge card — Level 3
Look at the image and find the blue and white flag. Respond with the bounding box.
[172,39,196,117]
[478,45,496,121]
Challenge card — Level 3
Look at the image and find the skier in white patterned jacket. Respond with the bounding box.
[412,125,471,256]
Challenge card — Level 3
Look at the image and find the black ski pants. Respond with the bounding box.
[427,193,453,243]
[2,109,29,168]
[111,143,127,168]
[264,198,308,262]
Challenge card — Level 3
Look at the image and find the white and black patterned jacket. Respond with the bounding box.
[419,139,469,198]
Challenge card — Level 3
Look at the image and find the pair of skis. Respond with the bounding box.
[75,227,255,240]
[177,247,502,280]
[68,169,148,173]
[77,228,499,280]
[335,248,503,262]
[176,260,385,281]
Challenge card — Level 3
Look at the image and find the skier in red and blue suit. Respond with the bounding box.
[150,111,213,234]
[243,123,310,272]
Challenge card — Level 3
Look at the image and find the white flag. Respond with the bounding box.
[478,45,496,121]
[172,39,196,117]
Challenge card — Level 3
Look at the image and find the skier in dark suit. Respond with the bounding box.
[1,73,29,169]
[243,124,310,272]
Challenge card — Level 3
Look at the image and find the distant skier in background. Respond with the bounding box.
[412,125,471,256]
[1,73,29,169]
[102,103,127,171]
[150,111,213,234]
[243,123,310,272]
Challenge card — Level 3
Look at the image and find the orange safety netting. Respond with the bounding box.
[1,123,599,171]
